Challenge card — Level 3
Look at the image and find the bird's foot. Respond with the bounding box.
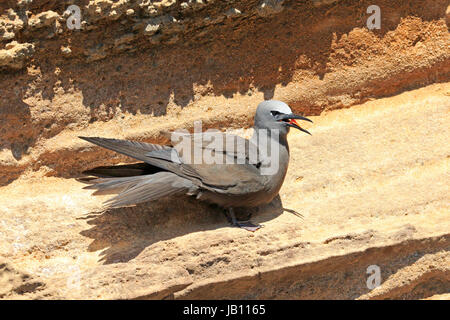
[233,220,261,232]
[224,208,261,232]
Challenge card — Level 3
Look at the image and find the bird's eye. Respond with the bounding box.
[271,111,281,116]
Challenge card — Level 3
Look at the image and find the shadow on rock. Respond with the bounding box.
[79,195,284,264]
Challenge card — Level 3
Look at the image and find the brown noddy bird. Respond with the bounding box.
[79,100,312,231]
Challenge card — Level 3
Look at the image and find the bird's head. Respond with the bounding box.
[254,100,312,136]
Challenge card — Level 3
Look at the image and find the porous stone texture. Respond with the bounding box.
[0,9,25,41]
[0,41,34,70]
[27,10,59,29]
[0,0,449,299]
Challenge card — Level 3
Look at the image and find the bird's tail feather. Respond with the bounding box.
[82,162,161,178]
[85,172,194,208]
[83,175,151,195]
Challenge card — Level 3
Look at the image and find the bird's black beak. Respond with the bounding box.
[277,113,313,135]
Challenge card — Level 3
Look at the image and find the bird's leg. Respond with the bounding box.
[222,208,233,224]
[241,210,253,222]
[226,208,261,232]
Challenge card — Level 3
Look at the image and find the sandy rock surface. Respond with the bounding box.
[0,0,449,299]
[0,84,448,299]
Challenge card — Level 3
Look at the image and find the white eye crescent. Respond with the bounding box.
[270,111,282,116]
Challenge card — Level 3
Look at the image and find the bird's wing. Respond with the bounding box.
[186,161,267,193]
[170,132,267,191]
[172,131,260,166]
[79,134,266,192]
[79,136,213,186]
[79,136,180,172]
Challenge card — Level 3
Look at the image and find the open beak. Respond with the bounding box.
[278,113,313,135]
